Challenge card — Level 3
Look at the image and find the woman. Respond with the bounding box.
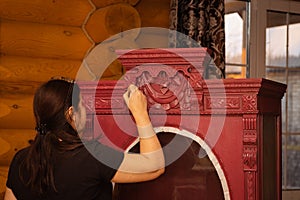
[5,77,165,200]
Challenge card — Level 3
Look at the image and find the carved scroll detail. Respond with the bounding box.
[82,95,95,112]
[136,71,191,111]
[205,97,240,109]
[123,64,203,113]
[94,96,124,110]
[242,116,257,170]
[243,146,257,170]
[83,94,125,113]
[115,48,208,113]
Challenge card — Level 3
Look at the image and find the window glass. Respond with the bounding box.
[225,12,246,78]
[266,12,287,68]
[225,12,243,65]
[287,135,300,188]
[266,67,286,132]
[266,10,300,189]
[289,14,300,67]
[288,70,300,134]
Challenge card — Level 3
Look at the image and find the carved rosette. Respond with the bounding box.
[242,115,258,200]
[242,95,257,112]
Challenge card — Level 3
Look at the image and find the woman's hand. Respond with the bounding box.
[123,84,150,126]
[114,84,165,183]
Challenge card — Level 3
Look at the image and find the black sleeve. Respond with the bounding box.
[6,155,17,189]
[6,148,26,189]
[85,141,124,181]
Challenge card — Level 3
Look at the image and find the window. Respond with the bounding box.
[266,11,300,189]
[225,1,248,78]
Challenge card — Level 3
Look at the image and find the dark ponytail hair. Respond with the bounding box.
[20,78,83,196]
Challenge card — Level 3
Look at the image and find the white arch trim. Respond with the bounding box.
[126,126,231,200]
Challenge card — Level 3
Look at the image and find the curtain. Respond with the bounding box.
[169,0,225,78]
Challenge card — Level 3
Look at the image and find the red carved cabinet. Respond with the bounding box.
[80,48,286,200]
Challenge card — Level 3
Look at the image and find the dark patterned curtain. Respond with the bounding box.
[169,0,225,78]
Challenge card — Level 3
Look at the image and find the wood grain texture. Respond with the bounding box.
[135,0,170,28]
[85,4,141,43]
[0,102,10,118]
[0,20,92,59]
[135,28,170,48]
[0,55,125,83]
[0,0,93,26]
[0,80,43,96]
[0,166,9,198]
[0,94,35,129]
[91,0,140,8]
[79,37,139,81]
[0,129,35,166]
[0,55,82,82]
[0,59,83,128]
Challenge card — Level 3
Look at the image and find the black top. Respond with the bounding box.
[6,140,124,200]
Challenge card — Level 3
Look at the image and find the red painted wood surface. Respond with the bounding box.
[79,48,286,200]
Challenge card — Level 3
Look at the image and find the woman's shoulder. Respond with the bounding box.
[12,146,30,161]
[82,139,124,167]
[7,146,30,173]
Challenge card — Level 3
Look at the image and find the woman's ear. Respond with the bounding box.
[66,106,75,122]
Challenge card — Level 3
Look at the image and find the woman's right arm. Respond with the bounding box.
[4,187,17,200]
[111,85,165,183]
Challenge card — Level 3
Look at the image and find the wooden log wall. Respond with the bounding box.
[0,0,171,197]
